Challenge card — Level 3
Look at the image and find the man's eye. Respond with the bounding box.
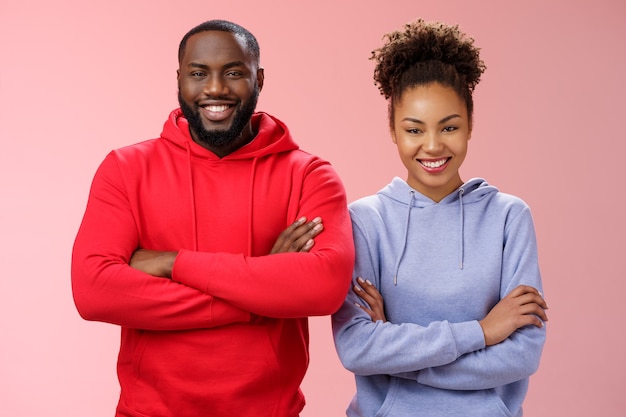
[190,72,205,77]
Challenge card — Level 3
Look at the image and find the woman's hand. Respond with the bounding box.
[354,277,387,322]
[479,285,548,346]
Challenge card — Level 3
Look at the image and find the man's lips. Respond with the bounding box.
[199,102,236,122]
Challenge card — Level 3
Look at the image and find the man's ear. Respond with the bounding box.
[257,67,265,92]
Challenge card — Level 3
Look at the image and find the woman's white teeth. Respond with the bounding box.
[421,159,447,168]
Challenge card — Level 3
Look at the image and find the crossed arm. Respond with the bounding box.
[73,214,326,331]
[72,153,353,329]
[129,216,324,278]
[354,279,548,346]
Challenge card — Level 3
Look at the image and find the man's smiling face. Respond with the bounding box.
[177,30,264,155]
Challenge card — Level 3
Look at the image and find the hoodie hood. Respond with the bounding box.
[157,108,299,253]
[378,177,497,207]
[160,108,299,160]
[379,177,498,282]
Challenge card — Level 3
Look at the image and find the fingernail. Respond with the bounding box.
[354,302,361,308]
[296,217,306,224]
[313,224,323,231]
[353,285,361,292]
[366,279,373,286]
[357,277,365,284]
[312,217,322,223]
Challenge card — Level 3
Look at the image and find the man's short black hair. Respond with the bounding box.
[178,20,260,65]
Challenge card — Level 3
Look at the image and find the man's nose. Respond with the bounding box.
[204,76,228,96]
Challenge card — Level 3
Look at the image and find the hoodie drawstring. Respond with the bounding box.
[458,187,465,270]
[393,187,465,284]
[184,143,258,255]
[247,157,258,255]
[185,142,198,251]
[393,191,415,285]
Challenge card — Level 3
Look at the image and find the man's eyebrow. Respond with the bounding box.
[187,61,247,70]
[187,62,209,70]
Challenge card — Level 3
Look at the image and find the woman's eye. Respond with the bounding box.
[407,128,422,134]
[442,126,457,132]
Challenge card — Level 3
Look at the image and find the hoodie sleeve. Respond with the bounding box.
[171,159,354,318]
[71,153,251,330]
[416,207,546,389]
[331,217,486,376]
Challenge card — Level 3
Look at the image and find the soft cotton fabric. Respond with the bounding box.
[72,109,354,417]
[332,177,545,417]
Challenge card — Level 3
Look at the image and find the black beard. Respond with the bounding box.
[178,87,259,149]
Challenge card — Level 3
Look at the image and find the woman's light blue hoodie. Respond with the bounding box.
[332,177,545,417]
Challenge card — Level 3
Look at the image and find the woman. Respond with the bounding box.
[332,19,548,417]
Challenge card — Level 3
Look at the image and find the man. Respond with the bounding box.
[71,20,354,417]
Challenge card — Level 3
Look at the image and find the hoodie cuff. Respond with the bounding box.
[171,249,214,293]
[450,320,486,357]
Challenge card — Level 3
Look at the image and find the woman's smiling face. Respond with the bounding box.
[391,82,472,202]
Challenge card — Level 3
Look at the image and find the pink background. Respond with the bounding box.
[1,0,625,415]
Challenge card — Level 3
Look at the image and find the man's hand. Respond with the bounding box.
[130,250,177,278]
[270,217,323,254]
[354,277,387,322]
[129,217,323,278]
[479,285,548,346]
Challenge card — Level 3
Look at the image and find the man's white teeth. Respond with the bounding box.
[205,105,229,112]
[421,159,447,168]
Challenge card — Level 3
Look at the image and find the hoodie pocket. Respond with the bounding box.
[372,377,400,417]
[372,378,513,417]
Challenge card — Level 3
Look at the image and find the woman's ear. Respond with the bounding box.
[390,127,398,144]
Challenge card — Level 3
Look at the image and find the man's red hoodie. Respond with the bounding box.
[71,109,354,417]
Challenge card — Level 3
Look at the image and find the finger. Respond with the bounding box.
[517,292,549,310]
[294,217,322,238]
[353,287,378,313]
[301,239,314,252]
[271,217,323,254]
[517,313,545,329]
[359,277,376,289]
[284,216,308,237]
[284,218,321,247]
[507,285,540,299]
[289,221,323,252]
[521,302,549,322]
[354,279,380,303]
[270,217,307,253]
[357,277,378,291]
[354,301,375,319]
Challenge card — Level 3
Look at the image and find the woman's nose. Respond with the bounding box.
[422,132,443,153]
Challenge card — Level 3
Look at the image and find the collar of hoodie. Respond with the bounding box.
[392,185,467,285]
[184,140,259,255]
